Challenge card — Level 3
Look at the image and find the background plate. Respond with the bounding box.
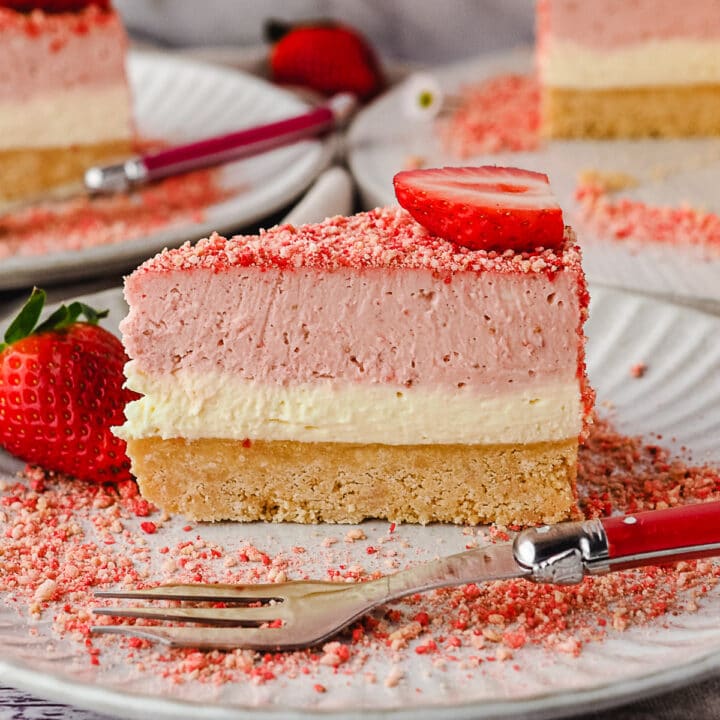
[347,48,720,306]
[0,285,718,718]
[0,50,333,290]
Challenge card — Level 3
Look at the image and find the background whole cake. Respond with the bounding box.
[0,0,134,203]
[537,0,720,137]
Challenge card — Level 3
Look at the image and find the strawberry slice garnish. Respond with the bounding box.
[393,165,565,252]
[0,288,137,483]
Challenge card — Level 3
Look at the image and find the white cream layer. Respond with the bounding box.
[117,371,582,445]
[541,39,720,89]
[0,85,132,150]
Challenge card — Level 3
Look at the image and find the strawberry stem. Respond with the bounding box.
[0,287,109,352]
[263,17,338,43]
[264,18,294,43]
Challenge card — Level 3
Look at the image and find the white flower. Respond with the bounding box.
[402,73,445,120]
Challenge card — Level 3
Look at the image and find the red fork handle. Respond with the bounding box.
[141,105,336,181]
[602,501,720,570]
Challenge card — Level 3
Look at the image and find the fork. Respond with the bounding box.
[93,501,720,650]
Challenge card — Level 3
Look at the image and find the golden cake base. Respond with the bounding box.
[542,85,720,138]
[127,437,580,526]
[0,140,133,202]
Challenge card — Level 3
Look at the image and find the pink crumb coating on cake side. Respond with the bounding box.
[135,206,582,278]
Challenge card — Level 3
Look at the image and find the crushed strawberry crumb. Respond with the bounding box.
[438,74,540,158]
[0,415,717,696]
[630,363,647,378]
[575,178,720,253]
[0,167,231,261]
[0,5,114,36]
[136,208,582,278]
[416,68,720,255]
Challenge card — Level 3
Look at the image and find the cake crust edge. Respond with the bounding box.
[128,437,580,526]
[542,84,720,138]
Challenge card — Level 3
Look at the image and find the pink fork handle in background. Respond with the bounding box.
[602,500,720,570]
[140,104,335,181]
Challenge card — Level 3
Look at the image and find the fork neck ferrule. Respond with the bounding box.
[513,519,610,585]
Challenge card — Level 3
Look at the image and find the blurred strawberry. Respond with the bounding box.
[268,20,383,101]
[0,288,137,483]
[0,1,111,12]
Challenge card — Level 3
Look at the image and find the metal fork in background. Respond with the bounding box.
[93,502,720,651]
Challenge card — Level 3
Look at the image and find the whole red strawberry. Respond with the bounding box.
[0,288,137,483]
[269,22,383,101]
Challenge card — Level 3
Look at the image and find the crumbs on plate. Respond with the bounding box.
[0,168,233,260]
[437,74,540,159]
[0,416,718,689]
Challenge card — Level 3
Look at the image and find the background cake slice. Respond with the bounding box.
[538,0,720,138]
[118,166,593,526]
[0,0,134,202]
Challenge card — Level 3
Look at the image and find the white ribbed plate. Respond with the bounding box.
[0,286,719,719]
[348,48,720,306]
[0,51,333,290]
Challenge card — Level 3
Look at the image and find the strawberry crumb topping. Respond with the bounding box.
[0,415,718,694]
[0,4,113,34]
[136,207,581,277]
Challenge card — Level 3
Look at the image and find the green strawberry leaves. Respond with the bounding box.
[2,287,46,348]
[35,300,108,334]
[0,287,109,352]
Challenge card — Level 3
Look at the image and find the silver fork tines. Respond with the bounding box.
[92,544,533,650]
[94,582,287,603]
[93,579,390,651]
[91,624,313,651]
[93,603,289,627]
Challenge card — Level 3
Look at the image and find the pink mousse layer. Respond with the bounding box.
[0,6,128,103]
[122,266,580,392]
[122,208,587,394]
[538,0,720,50]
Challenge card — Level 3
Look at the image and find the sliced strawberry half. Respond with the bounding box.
[393,165,565,252]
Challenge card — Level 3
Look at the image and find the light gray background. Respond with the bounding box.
[114,0,534,63]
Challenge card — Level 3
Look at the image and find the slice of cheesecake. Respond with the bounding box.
[537,0,720,138]
[118,166,593,525]
[0,0,134,203]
